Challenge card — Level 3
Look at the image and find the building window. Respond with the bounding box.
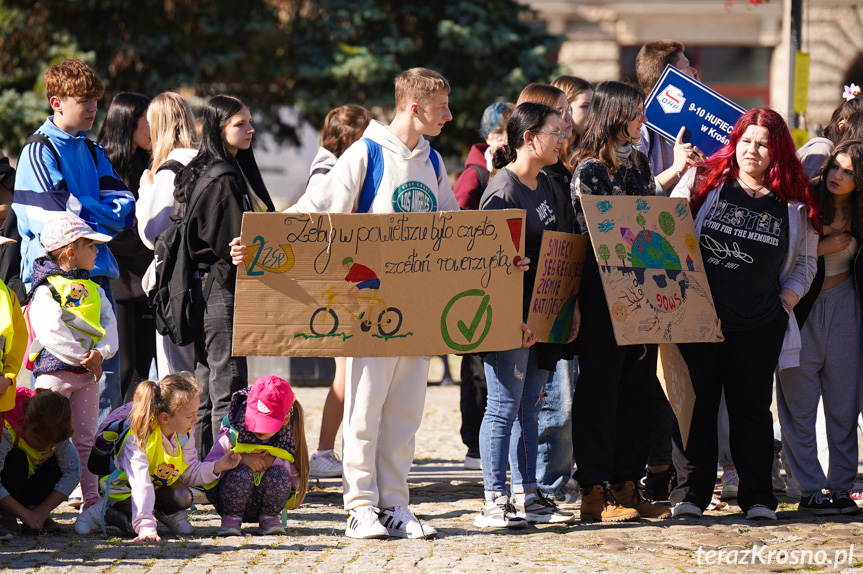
[620,45,772,110]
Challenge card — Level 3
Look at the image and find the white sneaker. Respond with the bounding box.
[345,506,388,539]
[68,484,83,509]
[514,493,576,524]
[474,495,528,529]
[310,450,343,478]
[379,506,437,539]
[720,469,739,500]
[464,453,482,470]
[75,502,102,535]
[746,504,777,521]
[671,501,703,518]
[559,488,582,508]
[154,509,194,535]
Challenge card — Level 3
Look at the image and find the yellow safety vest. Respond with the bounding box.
[29,275,105,364]
[102,425,189,501]
[0,281,21,412]
[3,421,56,476]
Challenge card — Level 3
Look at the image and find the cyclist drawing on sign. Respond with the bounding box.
[342,257,380,314]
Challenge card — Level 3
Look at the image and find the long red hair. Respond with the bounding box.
[689,107,821,233]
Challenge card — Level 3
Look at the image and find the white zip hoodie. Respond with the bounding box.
[292,120,459,214]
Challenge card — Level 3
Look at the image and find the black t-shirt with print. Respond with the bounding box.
[700,179,789,331]
[481,166,559,319]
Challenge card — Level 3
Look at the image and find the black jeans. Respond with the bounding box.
[115,299,157,403]
[671,310,789,512]
[571,257,657,487]
[0,449,61,506]
[459,353,487,453]
[193,276,247,458]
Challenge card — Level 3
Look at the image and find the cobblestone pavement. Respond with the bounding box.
[3,385,863,573]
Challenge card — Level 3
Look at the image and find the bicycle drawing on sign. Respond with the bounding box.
[309,257,403,337]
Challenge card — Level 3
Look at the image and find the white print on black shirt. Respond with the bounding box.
[536,200,556,226]
[702,199,783,269]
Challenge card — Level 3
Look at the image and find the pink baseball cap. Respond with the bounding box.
[245,376,295,434]
[40,213,112,252]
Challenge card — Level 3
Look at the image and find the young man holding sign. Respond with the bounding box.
[233,68,461,539]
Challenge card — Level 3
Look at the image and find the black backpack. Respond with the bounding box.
[148,163,238,346]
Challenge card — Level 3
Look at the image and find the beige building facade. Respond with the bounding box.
[522,0,863,133]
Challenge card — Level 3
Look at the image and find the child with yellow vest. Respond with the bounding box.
[26,214,117,512]
[0,388,78,538]
[75,373,240,540]
[204,375,309,536]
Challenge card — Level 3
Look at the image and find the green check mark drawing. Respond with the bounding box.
[458,294,490,341]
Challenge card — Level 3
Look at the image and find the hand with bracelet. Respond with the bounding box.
[779,287,798,315]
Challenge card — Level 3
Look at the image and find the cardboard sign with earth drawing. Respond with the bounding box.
[232,210,526,357]
[580,194,724,447]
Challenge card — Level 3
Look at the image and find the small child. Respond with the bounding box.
[204,375,309,536]
[0,388,80,536]
[75,373,240,540]
[26,213,118,511]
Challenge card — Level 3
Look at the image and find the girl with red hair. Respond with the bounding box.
[669,108,819,521]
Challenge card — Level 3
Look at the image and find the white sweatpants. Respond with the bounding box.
[342,355,430,510]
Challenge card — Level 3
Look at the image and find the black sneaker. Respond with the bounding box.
[640,468,676,502]
[799,492,839,516]
[830,490,860,515]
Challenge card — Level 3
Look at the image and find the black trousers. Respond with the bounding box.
[671,310,788,512]
[459,353,487,453]
[647,380,675,468]
[571,256,657,488]
[115,299,157,403]
[0,449,61,507]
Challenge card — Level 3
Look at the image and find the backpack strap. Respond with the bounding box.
[25,134,98,173]
[156,159,184,175]
[357,139,384,214]
[429,148,441,181]
[469,164,489,192]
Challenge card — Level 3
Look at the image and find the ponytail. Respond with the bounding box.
[492,144,516,170]
[130,372,201,449]
[287,400,309,509]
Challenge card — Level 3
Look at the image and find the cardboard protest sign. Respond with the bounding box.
[579,195,723,345]
[656,343,696,449]
[526,231,588,343]
[232,210,526,357]
[644,65,746,157]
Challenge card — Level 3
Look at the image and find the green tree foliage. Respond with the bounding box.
[0,0,562,156]
[658,211,676,236]
[596,244,610,266]
[615,243,626,266]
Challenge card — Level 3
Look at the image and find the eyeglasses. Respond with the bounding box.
[537,130,567,142]
[556,106,573,117]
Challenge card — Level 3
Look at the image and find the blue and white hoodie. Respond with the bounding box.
[13,117,135,286]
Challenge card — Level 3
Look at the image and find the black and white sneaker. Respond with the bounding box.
[830,490,860,515]
[379,506,437,539]
[345,506,388,539]
[799,492,839,516]
[514,493,576,524]
[474,495,527,529]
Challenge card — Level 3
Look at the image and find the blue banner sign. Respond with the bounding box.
[644,65,747,158]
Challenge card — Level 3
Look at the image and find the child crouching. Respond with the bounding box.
[0,388,79,535]
[75,373,240,540]
[205,375,309,536]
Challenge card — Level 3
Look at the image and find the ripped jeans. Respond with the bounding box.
[480,346,552,495]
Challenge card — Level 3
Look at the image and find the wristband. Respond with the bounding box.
[674,168,683,180]
[779,296,793,313]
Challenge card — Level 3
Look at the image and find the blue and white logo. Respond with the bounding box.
[658,85,686,114]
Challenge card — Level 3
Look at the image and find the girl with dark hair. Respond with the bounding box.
[670,107,819,520]
[0,388,77,536]
[569,80,671,523]
[798,85,863,178]
[97,92,156,404]
[175,95,275,457]
[776,140,863,515]
[474,102,576,529]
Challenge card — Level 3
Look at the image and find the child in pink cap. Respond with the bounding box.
[203,376,309,536]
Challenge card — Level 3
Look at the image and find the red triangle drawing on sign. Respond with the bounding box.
[507,218,523,264]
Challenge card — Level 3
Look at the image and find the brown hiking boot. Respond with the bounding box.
[579,484,640,522]
[612,481,672,519]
